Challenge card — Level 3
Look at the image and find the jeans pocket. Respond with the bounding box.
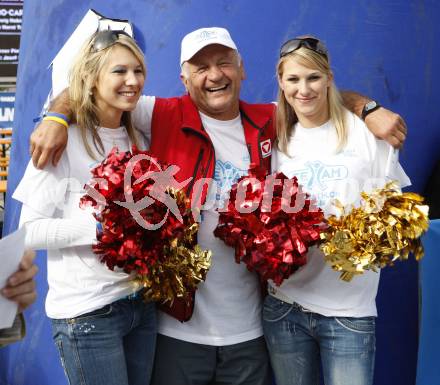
[334,316,376,333]
[72,304,113,322]
[263,295,293,322]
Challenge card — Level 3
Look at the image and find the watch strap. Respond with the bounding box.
[361,101,381,120]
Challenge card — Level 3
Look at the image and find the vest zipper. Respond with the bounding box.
[186,148,204,197]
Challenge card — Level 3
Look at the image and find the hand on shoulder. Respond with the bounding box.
[30,120,68,169]
[364,107,407,149]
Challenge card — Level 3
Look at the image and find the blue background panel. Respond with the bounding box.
[417,220,440,385]
[2,1,439,384]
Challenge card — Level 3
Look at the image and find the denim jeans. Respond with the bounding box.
[262,295,375,385]
[51,295,157,385]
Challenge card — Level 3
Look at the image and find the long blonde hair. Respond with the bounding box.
[69,32,146,159]
[276,45,347,155]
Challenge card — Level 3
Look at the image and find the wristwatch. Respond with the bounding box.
[361,100,381,120]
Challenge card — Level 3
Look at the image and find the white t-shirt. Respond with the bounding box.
[133,97,263,345]
[270,111,410,317]
[13,125,145,319]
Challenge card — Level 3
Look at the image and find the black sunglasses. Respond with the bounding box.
[91,30,132,52]
[279,37,328,59]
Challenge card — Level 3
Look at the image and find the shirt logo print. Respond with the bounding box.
[213,160,248,203]
[294,160,349,190]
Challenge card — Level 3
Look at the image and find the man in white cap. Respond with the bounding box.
[29,27,406,384]
[141,27,275,384]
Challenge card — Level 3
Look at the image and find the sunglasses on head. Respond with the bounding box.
[279,37,328,59]
[91,30,132,53]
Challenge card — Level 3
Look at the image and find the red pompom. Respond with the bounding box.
[214,164,324,286]
[80,146,211,303]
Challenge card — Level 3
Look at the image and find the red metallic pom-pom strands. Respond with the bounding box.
[80,147,211,304]
[214,164,324,286]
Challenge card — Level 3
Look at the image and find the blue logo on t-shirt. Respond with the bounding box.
[290,160,350,208]
[294,160,348,190]
[211,160,248,204]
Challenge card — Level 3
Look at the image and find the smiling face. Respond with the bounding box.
[180,44,245,120]
[278,56,331,127]
[93,45,145,128]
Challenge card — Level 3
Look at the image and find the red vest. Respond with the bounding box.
[149,95,276,321]
[149,95,276,206]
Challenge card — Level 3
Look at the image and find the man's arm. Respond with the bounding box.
[30,92,154,169]
[341,91,407,148]
[30,89,71,169]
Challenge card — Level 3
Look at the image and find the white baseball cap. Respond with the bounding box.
[180,27,238,66]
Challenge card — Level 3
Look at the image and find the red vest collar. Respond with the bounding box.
[239,100,273,131]
[180,94,273,133]
[180,95,203,132]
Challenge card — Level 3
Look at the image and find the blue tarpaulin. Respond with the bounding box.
[417,220,440,385]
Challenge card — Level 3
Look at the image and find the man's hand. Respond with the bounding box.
[30,120,67,169]
[364,107,407,148]
[29,88,71,169]
[340,91,407,149]
[1,250,38,313]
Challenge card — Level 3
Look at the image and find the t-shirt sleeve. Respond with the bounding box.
[19,204,96,250]
[13,157,96,250]
[13,158,69,217]
[372,139,411,188]
[131,95,156,145]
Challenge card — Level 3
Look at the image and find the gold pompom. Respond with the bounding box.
[320,182,429,281]
[137,189,212,304]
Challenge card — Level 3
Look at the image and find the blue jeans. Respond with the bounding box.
[262,295,375,385]
[51,295,157,385]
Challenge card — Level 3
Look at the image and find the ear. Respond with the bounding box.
[327,71,334,87]
[277,74,284,91]
[239,60,246,81]
[180,73,189,93]
[89,77,97,97]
